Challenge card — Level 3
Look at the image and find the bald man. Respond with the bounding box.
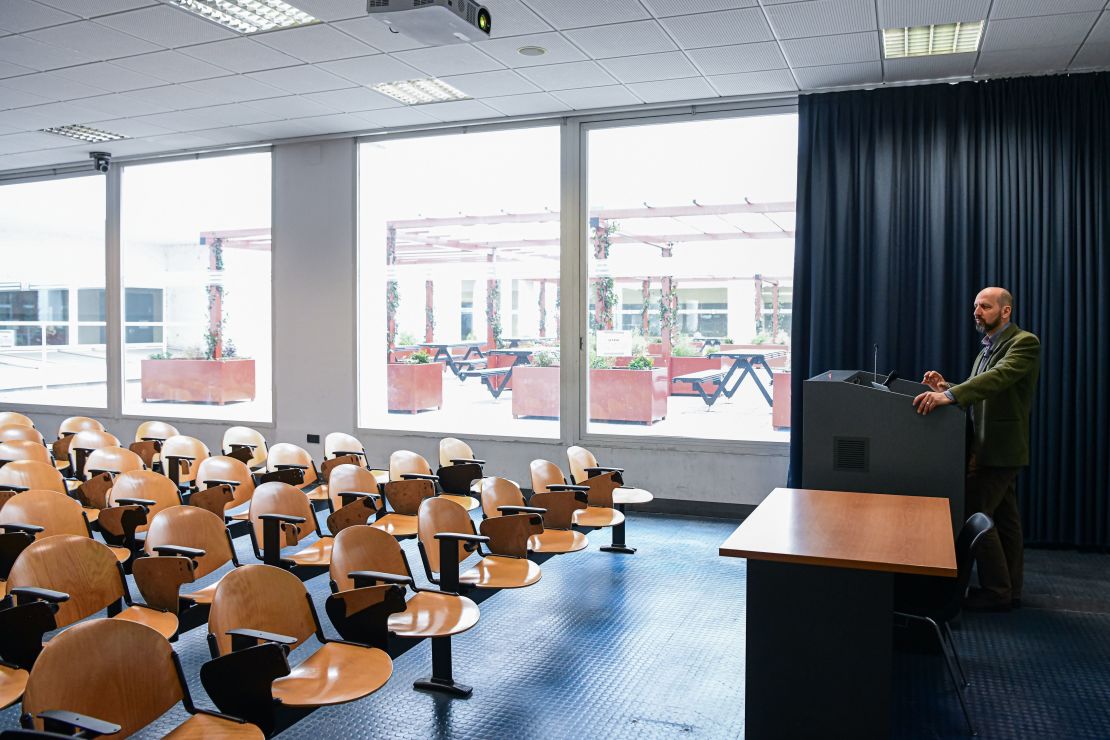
[913,287,1040,611]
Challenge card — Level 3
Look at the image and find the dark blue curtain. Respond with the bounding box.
[790,73,1110,548]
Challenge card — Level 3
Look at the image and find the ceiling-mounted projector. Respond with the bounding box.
[367,0,491,45]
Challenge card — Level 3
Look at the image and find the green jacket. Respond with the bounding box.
[949,323,1040,467]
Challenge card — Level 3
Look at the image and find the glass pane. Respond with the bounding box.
[586,114,797,441]
[0,175,106,407]
[121,153,272,421]
[78,288,105,321]
[358,127,560,437]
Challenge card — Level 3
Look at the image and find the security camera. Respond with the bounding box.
[90,152,111,173]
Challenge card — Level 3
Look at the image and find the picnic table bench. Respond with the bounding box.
[459,366,514,399]
[672,351,785,408]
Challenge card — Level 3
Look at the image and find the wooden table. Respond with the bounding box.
[720,487,955,739]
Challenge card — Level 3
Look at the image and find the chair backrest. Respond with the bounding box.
[145,505,235,580]
[69,429,120,456]
[328,464,380,512]
[325,432,365,461]
[529,459,567,493]
[0,460,67,493]
[58,416,105,437]
[7,535,125,629]
[161,435,210,483]
[208,564,316,656]
[439,437,474,468]
[248,482,316,546]
[85,446,145,478]
[417,497,475,575]
[0,439,52,465]
[566,446,597,485]
[108,470,181,534]
[0,411,34,428]
[267,442,318,487]
[480,477,525,518]
[0,424,44,445]
[195,455,256,511]
[223,426,268,469]
[134,420,179,442]
[330,525,409,592]
[390,449,432,480]
[0,489,88,538]
[21,618,184,738]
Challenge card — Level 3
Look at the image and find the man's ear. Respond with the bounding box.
[1002,304,1012,321]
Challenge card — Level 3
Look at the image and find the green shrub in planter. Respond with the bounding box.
[628,354,654,370]
[407,350,433,364]
[590,355,614,370]
[533,350,558,367]
[672,339,699,357]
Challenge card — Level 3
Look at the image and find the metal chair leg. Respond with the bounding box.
[942,621,969,688]
[925,617,976,736]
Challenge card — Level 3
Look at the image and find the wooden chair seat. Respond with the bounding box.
[574,506,625,528]
[165,712,265,739]
[438,493,479,511]
[613,487,654,505]
[184,576,225,606]
[271,641,392,707]
[109,545,130,564]
[82,506,99,522]
[388,591,479,639]
[114,605,178,639]
[54,459,69,471]
[460,555,541,589]
[287,538,332,567]
[371,513,417,538]
[529,528,589,554]
[306,484,329,501]
[0,664,28,710]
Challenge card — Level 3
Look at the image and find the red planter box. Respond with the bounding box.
[668,356,725,396]
[141,359,256,405]
[589,367,668,425]
[511,365,559,419]
[772,371,791,430]
[388,362,443,413]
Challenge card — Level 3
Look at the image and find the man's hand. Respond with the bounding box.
[921,370,949,392]
[913,390,953,415]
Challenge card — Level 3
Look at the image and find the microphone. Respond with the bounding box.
[883,370,899,387]
[873,343,878,383]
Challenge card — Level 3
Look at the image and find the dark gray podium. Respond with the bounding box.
[802,370,965,531]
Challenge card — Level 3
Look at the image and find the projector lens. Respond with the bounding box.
[477,8,491,33]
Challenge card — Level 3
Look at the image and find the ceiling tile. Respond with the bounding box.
[0,0,78,33]
[112,50,233,83]
[525,0,651,30]
[0,131,78,154]
[192,125,267,145]
[0,85,53,110]
[599,51,699,84]
[179,38,301,74]
[792,61,882,89]
[976,45,1080,76]
[642,0,757,18]
[625,76,719,103]
[440,69,540,97]
[79,115,172,138]
[185,102,282,127]
[77,90,173,117]
[275,0,365,22]
[564,20,676,59]
[516,60,618,90]
[0,33,97,70]
[0,60,35,79]
[130,109,220,133]
[1,70,103,101]
[781,32,880,68]
[765,0,877,39]
[418,98,502,121]
[181,75,286,105]
[301,87,402,112]
[11,99,104,127]
[982,12,1100,51]
[884,54,976,81]
[254,23,377,63]
[133,131,219,151]
[96,5,236,48]
[482,91,568,115]
[126,83,217,110]
[246,64,352,95]
[878,0,991,28]
[278,112,372,134]
[483,0,554,37]
[475,32,587,67]
[330,17,426,53]
[358,106,439,128]
[990,0,1105,20]
[34,0,156,18]
[1071,41,1110,68]
[319,54,425,86]
[551,84,642,109]
[687,42,787,75]
[239,118,323,139]
[393,45,504,76]
[54,61,166,92]
[27,19,162,58]
[660,8,774,49]
[246,94,342,118]
[707,68,798,95]
[1089,12,1110,43]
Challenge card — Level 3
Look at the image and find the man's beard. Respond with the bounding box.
[975,316,1000,334]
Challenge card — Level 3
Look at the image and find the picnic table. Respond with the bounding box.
[420,341,486,378]
[671,351,785,408]
[461,347,554,399]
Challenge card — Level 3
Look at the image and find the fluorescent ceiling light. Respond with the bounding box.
[169,0,317,34]
[372,78,471,105]
[40,124,128,143]
[883,21,984,59]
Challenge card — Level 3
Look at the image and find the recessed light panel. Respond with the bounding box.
[169,0,318,34]
[883,21,984,59]
[372,78,471,106]
[41,124,128,144]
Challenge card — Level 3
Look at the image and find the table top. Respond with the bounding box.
[719,487,956,577]
[420,342,483,349]
[709,350,787,360]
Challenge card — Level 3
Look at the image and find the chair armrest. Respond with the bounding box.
[547,484,590,492]
[0,522,44,535]
[498,505,547,515]
[333,450,365,458]
[336,491,381,503]
[165,455,196,463]
[434,531,490,545]
[274,463,309,471]
[349,570,415,588]
[154,545,206,559]
[228,443,258,450]
[584,466,623,475]
[228,628,298,653]
[450,458,486,465]
[258,513,306,524]
[113,497,155,507]
[0,484,29,492]
[11,586,70,604]
[36,709,121,738]
[401,473,439,481]
[203,478,242,488]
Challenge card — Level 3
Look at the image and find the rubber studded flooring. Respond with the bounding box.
[2,513,1109,739]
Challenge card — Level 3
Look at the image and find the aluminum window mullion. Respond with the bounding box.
[105,166,122,417]
[559,119,584,447]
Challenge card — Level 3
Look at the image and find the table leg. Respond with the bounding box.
[600,503,636,554]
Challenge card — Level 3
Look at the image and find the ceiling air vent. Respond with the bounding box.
[833,437,869,472]
[368,0,390,8]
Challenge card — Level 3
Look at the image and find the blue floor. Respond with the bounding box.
[3,512,1108,738]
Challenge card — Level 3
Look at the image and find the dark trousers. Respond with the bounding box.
[965,458,1023,600]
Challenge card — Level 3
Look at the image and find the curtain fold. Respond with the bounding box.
[790,73,1110,548]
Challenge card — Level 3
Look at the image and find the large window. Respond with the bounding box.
[0,175,107,408]
[358,127,561,437]
[120,153,272,421]
[586,114,797,442]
